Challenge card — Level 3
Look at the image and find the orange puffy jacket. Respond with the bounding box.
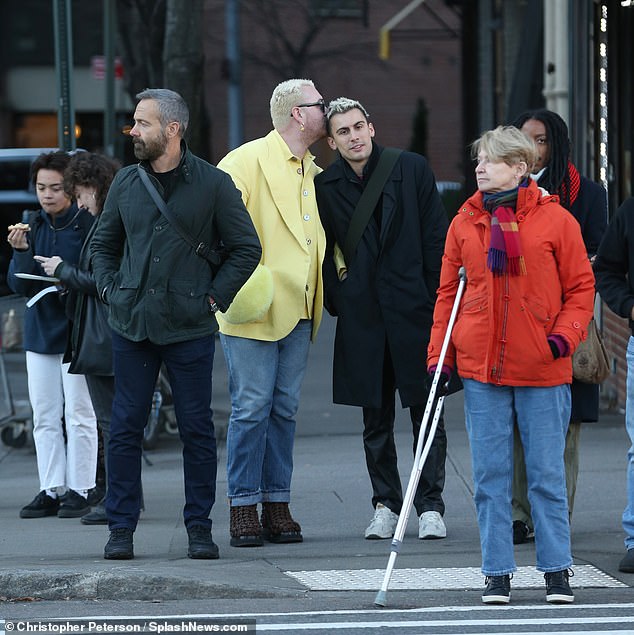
[428,179,595,387]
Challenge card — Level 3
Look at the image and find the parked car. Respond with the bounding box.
[0,148,58,295]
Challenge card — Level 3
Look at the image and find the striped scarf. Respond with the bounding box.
[483,187,526,277]
[560,161,581,210]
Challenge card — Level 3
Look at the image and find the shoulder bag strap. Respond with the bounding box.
[137,164,217,263]
[342,147,402,266]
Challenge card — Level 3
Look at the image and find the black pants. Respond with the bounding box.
[106,332,216,531]
[86,375,115,469]
[362,348,446,517]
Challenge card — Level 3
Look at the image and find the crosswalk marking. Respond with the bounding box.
[53,603,634,619]
[29,604,634,634]
[284,564,626,590]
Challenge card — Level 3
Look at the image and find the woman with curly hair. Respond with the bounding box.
[36,151,119,525]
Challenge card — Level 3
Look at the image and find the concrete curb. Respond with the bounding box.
[0,570,302,601]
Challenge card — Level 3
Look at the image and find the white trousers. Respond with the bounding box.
[26,352,97,492]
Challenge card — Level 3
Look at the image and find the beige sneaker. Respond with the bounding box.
[418,511,447,539]
[364,503,398,539]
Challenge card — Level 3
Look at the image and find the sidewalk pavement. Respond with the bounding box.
[0,309,632,601]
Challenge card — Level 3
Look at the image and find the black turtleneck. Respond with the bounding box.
[340,141,384,226]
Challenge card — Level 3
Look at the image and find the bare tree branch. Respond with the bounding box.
[239,0,374,80]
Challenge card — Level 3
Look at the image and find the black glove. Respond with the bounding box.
[548,339,560,359]
[426,371,450,398]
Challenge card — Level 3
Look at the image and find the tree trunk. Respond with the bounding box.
[116,0,209,160]
[164,0,208,159]
[116,0,165,99]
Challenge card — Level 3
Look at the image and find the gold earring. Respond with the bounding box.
[300,123,305,132]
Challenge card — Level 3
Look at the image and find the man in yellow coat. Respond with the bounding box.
[216,79,327,547]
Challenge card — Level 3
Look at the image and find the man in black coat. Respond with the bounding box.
[593,196,634,574]
[315,97,449,540]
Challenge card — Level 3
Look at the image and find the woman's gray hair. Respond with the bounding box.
[136,88,189,135]
[326,97,370,135]
[471,125,537,172]
[270,79,316,130]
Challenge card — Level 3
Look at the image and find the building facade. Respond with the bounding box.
[462,0,634,410]
[0,1,463,181]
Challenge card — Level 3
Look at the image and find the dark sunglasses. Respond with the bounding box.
[291,99,327,115]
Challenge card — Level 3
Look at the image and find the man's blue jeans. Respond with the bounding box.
[623,337,634,550]
[463,379,572,575]
[106,332,216,530]
[220,320,311,506]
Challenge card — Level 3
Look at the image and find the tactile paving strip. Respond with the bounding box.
[285,565,627,590]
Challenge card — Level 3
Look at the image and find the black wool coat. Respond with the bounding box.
[569,176,607,422]
[595,196,634,327]
[315,144,448,408]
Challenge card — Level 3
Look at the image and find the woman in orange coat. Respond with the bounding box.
[428,126,595,605]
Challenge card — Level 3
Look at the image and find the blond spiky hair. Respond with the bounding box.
[269,79,316,130]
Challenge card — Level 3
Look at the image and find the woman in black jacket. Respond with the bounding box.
[36,152,119,525]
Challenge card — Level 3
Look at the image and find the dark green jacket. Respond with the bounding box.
[91,143,261,345]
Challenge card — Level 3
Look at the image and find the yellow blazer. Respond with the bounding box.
[216,130,325,341]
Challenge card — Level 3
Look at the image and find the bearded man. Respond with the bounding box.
[91,88,261,560]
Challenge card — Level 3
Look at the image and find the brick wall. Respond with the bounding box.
[203,0,463,183]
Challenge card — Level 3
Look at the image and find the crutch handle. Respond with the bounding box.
[425,370,449,397]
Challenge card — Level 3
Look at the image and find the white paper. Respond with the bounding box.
[26,285,60,308]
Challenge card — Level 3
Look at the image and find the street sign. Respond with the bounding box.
[90,56,124,80]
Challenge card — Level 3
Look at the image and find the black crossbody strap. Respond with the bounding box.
[342,147,402,266]
[137,165,217,263]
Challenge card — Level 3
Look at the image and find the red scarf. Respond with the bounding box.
[561,161,581,208]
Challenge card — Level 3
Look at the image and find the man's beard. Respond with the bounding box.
[133,131,168,161]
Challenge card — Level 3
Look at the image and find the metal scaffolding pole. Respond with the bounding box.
[104,0,117,157]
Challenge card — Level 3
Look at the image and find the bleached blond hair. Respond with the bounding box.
[270,79,316,130]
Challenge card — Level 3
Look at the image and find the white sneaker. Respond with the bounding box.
[418,511,447,539]
[364,503,399,540]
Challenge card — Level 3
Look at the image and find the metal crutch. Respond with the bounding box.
[374,266,467,607]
